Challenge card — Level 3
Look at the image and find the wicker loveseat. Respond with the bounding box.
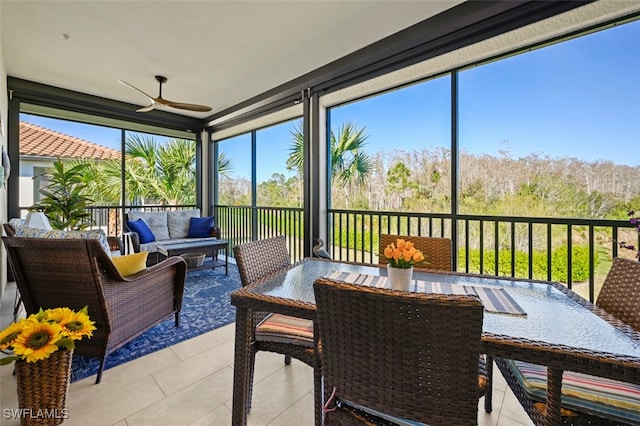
[124,209,221,265]
[2,233,187,384]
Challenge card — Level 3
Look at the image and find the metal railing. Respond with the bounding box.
[18,204,638,302]
[214,206,638,302]
[328,208,639,302]
[214,205,305,262]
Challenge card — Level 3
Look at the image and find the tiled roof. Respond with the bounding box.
[20,121,120,160]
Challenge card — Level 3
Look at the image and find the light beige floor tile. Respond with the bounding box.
[267,392,314,426]
[244,361,314,426]
[75,346,181,388]
[125,366,234,426]
[153,339,235,396]
[64,375,166,426]
[190,404,232,426]
[170,323,236,361]
[497,385,534,425]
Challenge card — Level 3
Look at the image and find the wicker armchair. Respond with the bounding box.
[314,277,486,425]
[494,257,640,426]
[378,234,452,272]
[233,236,316,410]
[2,235,187,384]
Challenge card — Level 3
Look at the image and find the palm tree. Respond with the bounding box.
[287,121,373,186]
[217,151,233,177]
[125,134,196,205]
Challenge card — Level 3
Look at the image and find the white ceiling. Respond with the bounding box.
[1,0,464,120]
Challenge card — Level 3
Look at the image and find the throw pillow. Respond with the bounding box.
[187,216,214,238]
[111,252,148,277]
[126,219,156,244]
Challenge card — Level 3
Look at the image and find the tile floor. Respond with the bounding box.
[0,281,533,426]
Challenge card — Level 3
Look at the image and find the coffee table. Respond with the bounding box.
[156,239,228,274]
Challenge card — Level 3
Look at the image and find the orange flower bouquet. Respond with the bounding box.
[0,307,95,365]
[383,238,426,269]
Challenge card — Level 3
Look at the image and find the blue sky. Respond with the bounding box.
[22,18,639,183]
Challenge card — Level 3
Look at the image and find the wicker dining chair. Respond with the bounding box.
[595,257,640,331]
[233,236,316,410]
[314,277,486,426]
[2,235,186,384]
[494,257,640,426]
[378,234,452,271]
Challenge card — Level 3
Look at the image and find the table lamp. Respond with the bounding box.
[24,211,53,230]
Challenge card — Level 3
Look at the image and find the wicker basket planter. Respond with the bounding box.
[181,253,206,268]
[15,349,73,426]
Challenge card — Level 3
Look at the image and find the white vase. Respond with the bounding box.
[387,265,413,290]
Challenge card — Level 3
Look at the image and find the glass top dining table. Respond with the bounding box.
[230,258,640,426]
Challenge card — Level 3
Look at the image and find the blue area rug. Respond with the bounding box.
[70,264,241,382]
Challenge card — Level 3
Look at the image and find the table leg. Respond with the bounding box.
[232,306,252,426]
[545,367,563,426]
[225,244,228,275]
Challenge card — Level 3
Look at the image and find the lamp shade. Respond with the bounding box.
[25,212,53,230]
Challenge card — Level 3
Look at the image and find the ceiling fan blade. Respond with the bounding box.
[163,100,212,112]
[136,104,156,113]
[118,79,154,101]
[119,76,212,113]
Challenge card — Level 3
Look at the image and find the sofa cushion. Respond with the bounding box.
[167,209,200,239]
[187,216,214,238]
[128,211,170,241]
[126,218,156,244]
[20,227,112,255]
[506,359,640,425]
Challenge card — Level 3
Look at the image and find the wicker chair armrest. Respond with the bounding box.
[210,225,221,239]
[101,256,187,312]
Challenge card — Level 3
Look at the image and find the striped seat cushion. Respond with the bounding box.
[255,313,314,347]
[505,359,640,424]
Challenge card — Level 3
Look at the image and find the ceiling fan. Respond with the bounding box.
[118,75,212,113]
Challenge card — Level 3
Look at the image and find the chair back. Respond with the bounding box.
[596,257,640,331]
[2,236,116,358]
[314,278,483,425]
[233,235,291,287]
[379,234,452,271]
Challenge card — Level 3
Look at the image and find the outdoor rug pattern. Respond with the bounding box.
[70,264,241,382]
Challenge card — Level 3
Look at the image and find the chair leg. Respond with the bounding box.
[246,348,257,412]
[485,355,493,413]
[175,311,180,327]
[95,357,106,384]
[284,354,292,365]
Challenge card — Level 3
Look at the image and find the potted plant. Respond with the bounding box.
[0,307,95,425]
[382,238,426,289]
[32,158,94,231]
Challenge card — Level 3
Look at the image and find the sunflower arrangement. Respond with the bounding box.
[0,307,95,364]
[383,238,426,269]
